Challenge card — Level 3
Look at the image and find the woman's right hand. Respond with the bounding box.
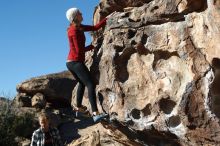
[106,11,119,19]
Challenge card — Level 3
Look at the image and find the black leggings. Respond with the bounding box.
[66,61,98,112]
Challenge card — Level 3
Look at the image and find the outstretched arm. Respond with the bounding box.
[82,11,119,32]
[82,17,107,31]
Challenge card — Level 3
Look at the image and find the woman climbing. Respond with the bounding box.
[65,7,116,122]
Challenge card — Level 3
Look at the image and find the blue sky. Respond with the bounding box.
[0,0,99,98]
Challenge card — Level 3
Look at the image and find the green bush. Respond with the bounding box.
[13,113,35,138]
[0,102,36,146]
[0,109,17,145]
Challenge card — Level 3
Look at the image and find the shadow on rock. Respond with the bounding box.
[59,114,95,144]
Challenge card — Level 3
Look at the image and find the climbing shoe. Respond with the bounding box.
[93,113,109,123]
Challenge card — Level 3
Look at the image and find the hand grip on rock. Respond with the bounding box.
[106,11,119,19]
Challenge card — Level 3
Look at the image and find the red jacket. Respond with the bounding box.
[67,18,107,62]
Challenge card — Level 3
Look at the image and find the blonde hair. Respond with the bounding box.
[38,112,50,121]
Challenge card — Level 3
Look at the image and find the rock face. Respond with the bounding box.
[31,93,46,108]
[77,0,220,145]
[16,71,76,108]
[94,0,151,21]
[67,123,143,146]
[14,0,220,145]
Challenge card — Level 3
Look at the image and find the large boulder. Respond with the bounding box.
[73,0,220,145]
[14,0,220,145]
[16,71,76,107]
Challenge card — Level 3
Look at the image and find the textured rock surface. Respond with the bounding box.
[19,139,31,146]
[67,123,143,146]
[31,93,46,108]
[14,0,220,145]
[16,71,76,107]
[79,0,220,145]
